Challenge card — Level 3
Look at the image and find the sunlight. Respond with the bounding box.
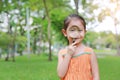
[93,0,120,34]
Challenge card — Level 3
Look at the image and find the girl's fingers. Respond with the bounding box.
[72,39,80,46]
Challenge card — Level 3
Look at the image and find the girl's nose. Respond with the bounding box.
[69,31,80,38]
[73,31,80,38]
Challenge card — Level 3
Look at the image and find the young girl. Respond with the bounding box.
[57,14,99,80]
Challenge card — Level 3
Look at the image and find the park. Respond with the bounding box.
[0,0,120,80]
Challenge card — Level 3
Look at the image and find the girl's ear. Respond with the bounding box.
[62,29,67,37]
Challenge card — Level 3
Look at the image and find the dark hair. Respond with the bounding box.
[63,14,86,30]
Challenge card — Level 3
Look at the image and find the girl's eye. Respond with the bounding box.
[70,29,75,31]
[79,30,82,32]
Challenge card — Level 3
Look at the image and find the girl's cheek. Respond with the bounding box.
[79,34,85,39]
[67,37,73,43]
[81,32,85,36]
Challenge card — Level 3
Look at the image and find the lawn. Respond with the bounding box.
[0,54,120,80]
[98,56,120,80]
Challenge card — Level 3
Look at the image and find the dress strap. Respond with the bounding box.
[72,47,93,58]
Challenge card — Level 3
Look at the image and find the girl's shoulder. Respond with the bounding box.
[58,48,67,55]
[84,46,94,53]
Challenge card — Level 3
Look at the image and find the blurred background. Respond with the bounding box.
[0,0,120,80]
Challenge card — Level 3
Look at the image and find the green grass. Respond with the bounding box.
[0,54,120,80]
[0,54,59,80]
[94,49,117,54]
[98,56,120,80]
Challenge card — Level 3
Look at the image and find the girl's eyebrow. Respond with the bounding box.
[70,25,78,27]
[70,25,82,29]
[69,25,78,29]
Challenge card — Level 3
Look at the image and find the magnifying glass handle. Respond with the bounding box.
[72,38,75,43]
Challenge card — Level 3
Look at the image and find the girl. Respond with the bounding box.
[57,14,99,80]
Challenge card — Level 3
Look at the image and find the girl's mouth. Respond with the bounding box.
[72,38,80,43]
[72,38,76,43]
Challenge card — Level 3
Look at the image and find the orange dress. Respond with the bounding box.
[60,47,93,80]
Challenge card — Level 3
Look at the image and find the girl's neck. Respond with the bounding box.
[77,43,85,49]
[76,42,84,47]
[74,43,86,55]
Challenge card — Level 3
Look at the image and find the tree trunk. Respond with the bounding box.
[0,53,1,59]
[5,12,16,62]
[5,12,11,61]
[5,47,10,61]
[11,49,15,62]
[5,53,9,61]
[11,25,17,62]
[116,26,120,56]
[74,0,79,14]
[114,17,120,56]
[18,0,25,56]
[33,28,38,54]
[43,0,52,61]
[0,48,1,59]
[19,51,23,56]
[117,46,120,56]
[37,25,43,55]
[33,37,37,54]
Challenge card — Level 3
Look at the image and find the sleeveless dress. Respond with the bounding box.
[60,47,93,80]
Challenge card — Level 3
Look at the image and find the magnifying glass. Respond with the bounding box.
[69,32,79,43]
[67,26,80,43]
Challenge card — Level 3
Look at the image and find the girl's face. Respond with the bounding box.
[62,18,86,45]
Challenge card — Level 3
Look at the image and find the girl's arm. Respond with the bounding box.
[91,51,100,80]
[57,41,77,78]
[57,51,72,78]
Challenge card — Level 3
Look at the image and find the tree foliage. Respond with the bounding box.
[0,0,119,61]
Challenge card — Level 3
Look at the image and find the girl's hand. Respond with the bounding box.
[67,40,78,56]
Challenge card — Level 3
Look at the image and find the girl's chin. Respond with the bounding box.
[75,42,81,46]
[69,41,81,45]
[69,38,83,44]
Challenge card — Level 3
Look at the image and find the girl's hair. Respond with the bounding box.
[63,14,86,30]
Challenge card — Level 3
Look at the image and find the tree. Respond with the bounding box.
[74,0,79,14]
[43,0,52,61]
[97,0,120,55]
[0,0,29,61]
[28,0,72,60]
